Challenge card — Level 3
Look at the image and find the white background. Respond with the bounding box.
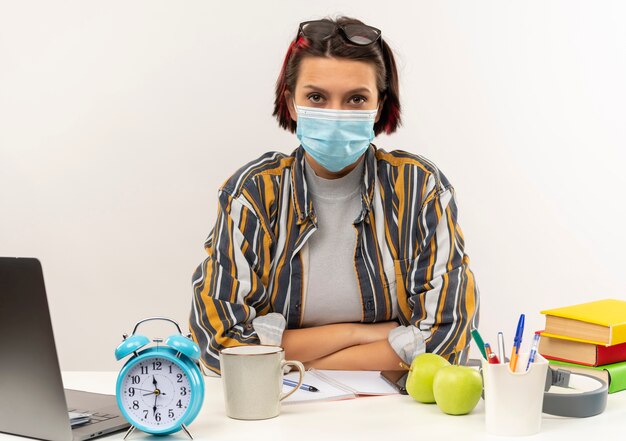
[1,0,624,371]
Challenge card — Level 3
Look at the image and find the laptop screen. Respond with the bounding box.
[0,257,76,441]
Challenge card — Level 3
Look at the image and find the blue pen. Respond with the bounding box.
[283,378,319,392]
[509,313,525,372]
[526,333,541,371]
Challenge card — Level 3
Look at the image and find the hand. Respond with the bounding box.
[143,391,167,397]
[132,387,157,394]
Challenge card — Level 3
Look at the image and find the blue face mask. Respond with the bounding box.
[295,103,377,172]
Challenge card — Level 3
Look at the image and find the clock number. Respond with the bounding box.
[152,361,162,371]
[155,412,161,422]
[168,409,174,418]
[176,400,183,409]
[169,364,173,374]
[177,373,183,383]
[128,387,135,397]
[140,366,148,375]
[180,387,187,396]
[131,375,140,384]
[143,410,149,419]
[132,400,139,410]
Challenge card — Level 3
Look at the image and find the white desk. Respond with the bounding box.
[1,372,623,441]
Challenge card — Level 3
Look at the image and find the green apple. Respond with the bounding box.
[433,365,483,415]
[405,353,451,403]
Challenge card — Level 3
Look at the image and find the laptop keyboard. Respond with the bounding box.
[68,409,118,426]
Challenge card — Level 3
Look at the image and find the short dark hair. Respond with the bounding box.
[273,16,402,136]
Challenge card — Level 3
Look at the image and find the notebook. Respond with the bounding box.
[0,257,130,441]
[282,369,399,404]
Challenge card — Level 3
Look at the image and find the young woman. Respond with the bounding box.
[190,16,479,375]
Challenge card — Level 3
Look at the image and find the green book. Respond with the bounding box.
[549,359,626,394]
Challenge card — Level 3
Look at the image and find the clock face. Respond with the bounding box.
[118,356,193,430]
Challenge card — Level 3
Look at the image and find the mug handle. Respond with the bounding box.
[279,360,305,401]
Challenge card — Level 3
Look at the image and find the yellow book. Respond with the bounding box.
[540,299,626,346]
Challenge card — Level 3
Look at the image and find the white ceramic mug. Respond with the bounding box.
[219,345,305,420]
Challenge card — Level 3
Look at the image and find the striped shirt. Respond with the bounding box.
[189,145,479,374]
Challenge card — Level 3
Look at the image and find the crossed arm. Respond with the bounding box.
[281,321,405,371]
[191,180,478,374]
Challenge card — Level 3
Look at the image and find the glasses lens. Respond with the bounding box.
[343,24,381,45]
[300,21,336,41]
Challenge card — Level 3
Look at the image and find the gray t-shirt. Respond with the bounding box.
[301,157,365,327]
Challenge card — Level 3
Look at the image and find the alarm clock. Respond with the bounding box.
[114,317,205,439]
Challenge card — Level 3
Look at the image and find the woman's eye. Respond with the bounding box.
[350,95,367,105]
[308,94,323,103]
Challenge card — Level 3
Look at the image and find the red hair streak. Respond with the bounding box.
[274,37,310,128]
[384,101,401,135]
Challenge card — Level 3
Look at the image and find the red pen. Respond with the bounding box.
[484,343,501,364]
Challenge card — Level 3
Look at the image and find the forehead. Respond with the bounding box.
[296,56,377,92]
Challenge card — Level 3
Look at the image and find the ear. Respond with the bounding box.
[284,90,297,122]
[375,95,387,123]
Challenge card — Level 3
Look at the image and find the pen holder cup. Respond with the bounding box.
[482,353,548,436]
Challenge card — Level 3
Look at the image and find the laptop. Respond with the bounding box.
[0,257,130,441]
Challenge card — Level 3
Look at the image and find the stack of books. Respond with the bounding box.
[538,298,626,394]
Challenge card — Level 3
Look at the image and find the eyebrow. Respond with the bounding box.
[302,85,373,95]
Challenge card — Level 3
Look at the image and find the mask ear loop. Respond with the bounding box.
[293,99,303,129]
[293,98,304,118]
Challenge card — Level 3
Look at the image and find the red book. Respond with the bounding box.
[538,332,626,366]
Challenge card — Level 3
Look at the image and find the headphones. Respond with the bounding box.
[542,366,608,418]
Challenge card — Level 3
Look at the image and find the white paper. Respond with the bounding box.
[68,412,91,427]
[282,369,398,404]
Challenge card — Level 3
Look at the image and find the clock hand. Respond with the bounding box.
[152,375,158,388]
[153,394,158,416]
[133,388,157,393]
